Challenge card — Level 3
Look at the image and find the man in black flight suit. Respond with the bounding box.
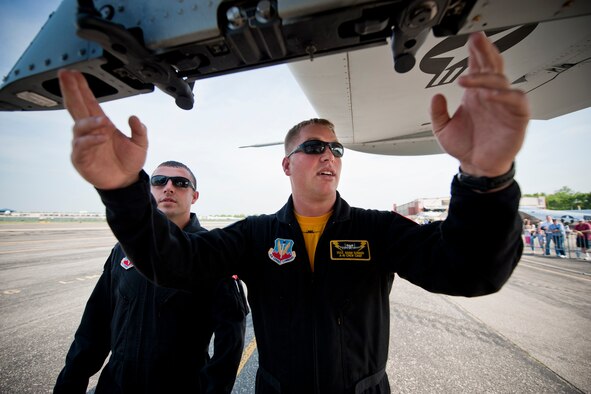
[59,32,529,393]
[54,161,249,394]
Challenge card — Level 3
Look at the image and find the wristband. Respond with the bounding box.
[456,162,515,192]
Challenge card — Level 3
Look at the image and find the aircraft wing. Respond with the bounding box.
[289,14,591,155]
[519,208,591,224]
[1,0,590,155]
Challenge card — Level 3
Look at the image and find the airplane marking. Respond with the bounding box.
[421,25,537,88]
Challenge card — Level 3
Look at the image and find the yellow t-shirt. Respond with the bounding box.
[295,211,332,272]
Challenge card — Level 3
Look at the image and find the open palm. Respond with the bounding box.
[59,70,148,189]
[430,33,530,177]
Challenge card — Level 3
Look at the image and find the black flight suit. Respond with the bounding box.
[98,172,522,393]
[54,213,249,394]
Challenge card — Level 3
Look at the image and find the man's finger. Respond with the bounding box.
[467,33,482,74]
[469,32,504,75]
[72,116,112,139]
[458,73,510,90]
[72,133,109,152]
[128,115,149,150]
[58,69,90,120]
[73,70,107,118]
[429,94,450,134]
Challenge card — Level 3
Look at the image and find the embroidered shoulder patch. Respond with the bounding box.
[268,238,296,265]
[330,240,371,261]
[120,257,134,270]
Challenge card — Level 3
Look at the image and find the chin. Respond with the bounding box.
[157,206,173,215]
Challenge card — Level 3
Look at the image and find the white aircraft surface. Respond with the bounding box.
[520,208,591,224]
[0,0,590,156]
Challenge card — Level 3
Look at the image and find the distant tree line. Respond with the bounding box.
[524,187,591,210]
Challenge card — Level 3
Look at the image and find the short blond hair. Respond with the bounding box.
[284,118,335,154]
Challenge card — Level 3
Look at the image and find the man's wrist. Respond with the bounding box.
[456,162,515,192]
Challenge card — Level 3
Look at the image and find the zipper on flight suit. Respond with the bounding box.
[311,219,337,393]
[288,220,320,392]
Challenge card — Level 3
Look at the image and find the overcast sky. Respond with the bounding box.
[0,1,590,216]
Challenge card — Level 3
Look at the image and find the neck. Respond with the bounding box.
[292,192,336,217]
[170,213,191,229]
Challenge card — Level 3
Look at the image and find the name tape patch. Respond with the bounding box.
[330,240,371,261]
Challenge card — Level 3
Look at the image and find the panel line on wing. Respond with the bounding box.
[345,52,355,144]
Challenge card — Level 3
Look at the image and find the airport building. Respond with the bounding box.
[395,196,548,224]
[519,196,547,209]
[393,197,450,223]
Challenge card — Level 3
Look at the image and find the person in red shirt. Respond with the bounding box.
[574,219,591,261]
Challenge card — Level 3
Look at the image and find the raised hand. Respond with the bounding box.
[59,69,148,189]
[430,32,530,177]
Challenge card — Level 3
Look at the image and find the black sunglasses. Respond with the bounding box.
[287,140,344,158]
[150,175,196,189]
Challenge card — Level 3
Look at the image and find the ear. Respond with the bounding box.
[282,157,291,176]
[191,190,199,204]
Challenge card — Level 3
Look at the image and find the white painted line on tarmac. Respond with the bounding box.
[520,260,591,281]
[237,338,257,376]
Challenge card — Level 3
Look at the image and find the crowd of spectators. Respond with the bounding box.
[522,216,591,261]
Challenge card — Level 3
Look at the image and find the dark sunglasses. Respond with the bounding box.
[287,140,344,158]
[150,175,196,189]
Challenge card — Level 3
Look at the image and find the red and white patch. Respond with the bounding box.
[120,257,134,270]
